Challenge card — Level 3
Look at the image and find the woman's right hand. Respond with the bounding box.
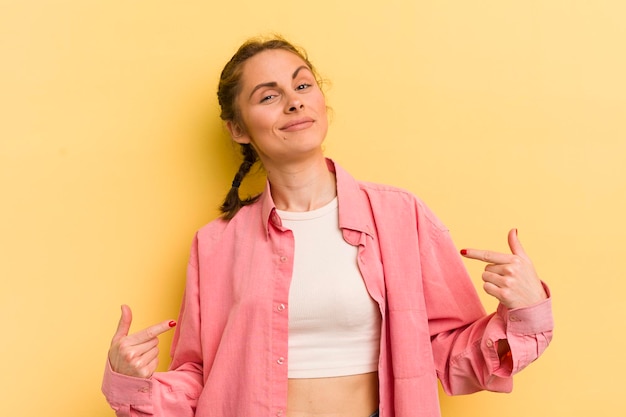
[108,305,176,378]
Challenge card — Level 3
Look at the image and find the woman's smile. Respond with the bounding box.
[280,117,315,132]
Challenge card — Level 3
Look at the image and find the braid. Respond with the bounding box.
[219,144,261,220]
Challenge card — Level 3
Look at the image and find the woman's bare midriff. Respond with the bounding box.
[287,372,379,417]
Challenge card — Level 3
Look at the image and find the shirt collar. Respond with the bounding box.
[260,158,374,238]
[332,159,376,238]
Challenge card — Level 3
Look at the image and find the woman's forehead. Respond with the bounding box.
[241,49,310,82]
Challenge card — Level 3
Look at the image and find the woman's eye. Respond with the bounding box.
[296,83,311,90]
[260,94,277,103]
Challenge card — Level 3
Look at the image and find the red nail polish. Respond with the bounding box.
[460,249,467,255]
[169,321,177,328]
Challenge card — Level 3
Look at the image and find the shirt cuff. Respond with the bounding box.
[497,281,554,335]
[102,360,154,406]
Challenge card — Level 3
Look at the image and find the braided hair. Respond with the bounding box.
[218,143,260,220]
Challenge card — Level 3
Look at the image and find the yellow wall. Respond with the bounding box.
[1,1,624,416]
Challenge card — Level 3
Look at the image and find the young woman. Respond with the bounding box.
[103,37,553,417]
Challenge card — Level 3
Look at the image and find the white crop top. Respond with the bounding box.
[277,198,381,378]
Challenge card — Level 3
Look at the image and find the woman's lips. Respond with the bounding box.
[280,118,314,132]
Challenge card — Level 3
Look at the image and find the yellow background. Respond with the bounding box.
[1,1,624,416]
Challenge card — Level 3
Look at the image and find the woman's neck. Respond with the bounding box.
[266,157,337,212]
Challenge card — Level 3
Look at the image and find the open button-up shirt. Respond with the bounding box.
[102,159,553,417]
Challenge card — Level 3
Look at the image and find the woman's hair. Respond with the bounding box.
[217,36,320,220]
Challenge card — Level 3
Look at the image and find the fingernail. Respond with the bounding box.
[460,249,468,255]
[169,321,177,328]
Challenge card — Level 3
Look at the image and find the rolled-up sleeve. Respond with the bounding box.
[439,284,553,395]
[482,284,554,377]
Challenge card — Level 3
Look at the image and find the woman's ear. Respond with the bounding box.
[226,121,250,144]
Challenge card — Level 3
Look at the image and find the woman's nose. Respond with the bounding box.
[285,96,304,113]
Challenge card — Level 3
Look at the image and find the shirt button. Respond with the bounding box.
[277,303,286,312]
[277,357,285,365]
[276,410,283,416]
[486,339,494,348]
[280,256,288,262]
[138,387,149,393]
[510,315,520,322]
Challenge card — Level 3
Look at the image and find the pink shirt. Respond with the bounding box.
[102,159,553,417]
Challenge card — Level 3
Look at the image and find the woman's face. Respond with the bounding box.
[228,49,328,166]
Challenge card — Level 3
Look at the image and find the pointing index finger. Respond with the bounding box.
[460,248,513,265]
[130,319,177,344]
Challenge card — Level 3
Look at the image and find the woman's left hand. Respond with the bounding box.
[460,228,548,309]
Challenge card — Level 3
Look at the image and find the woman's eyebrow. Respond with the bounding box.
[292,65,310,79]
[249,82,277,99]
[248,66,312,99]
